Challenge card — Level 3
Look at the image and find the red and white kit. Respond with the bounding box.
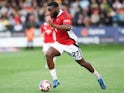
[51,10,82,60]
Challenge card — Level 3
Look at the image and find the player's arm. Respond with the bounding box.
[47,20,72,31]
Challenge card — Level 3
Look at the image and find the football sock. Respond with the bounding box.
[49,69,58,80]
[53,57,56,62]
[93,69,101,80]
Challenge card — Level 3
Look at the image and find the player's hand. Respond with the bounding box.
[47,20,55,27]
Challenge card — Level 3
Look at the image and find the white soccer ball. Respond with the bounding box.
[39,80,52,92]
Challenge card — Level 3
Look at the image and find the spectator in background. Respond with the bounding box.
[117,7,124,25]
[37,1,47,25]
[109,7,118,26]
[0,0,124,29]
[90,9,100,26]
[83,16,91,27]
[25,14,36,49]
[25,24,34,49]
[62,0,70,6]
[73,5,84,26]
[0,17,6,32]
[112,0,122,10]
[69,1,80,19]
[99,0,111,26]
[90,0,100,26]
[13,13,24,32]
[0,2,10,31]
[0,16,9,32]
[102,0,110,13]
[25,14,37,28]
[99,4,107,26]
[79,0,90,10]
[122,1,124,8]
[76,13,84,26]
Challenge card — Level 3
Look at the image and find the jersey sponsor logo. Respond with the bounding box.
[63,20,70,23]
[45,29,52,35]
[44,27,47,29]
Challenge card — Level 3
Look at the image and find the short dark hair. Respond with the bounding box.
[48,2,59,7]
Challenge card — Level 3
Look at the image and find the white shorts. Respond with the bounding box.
[51,42,83,60]
[42,43,54,53]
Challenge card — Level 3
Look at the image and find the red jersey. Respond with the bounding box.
[52,10,76,45]
[40,23,55,43]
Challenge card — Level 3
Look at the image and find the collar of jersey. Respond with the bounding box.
[57,9,63,17]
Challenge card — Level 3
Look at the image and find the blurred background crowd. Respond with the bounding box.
[0,0,124,33]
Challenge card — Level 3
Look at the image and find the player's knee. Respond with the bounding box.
[80,62,85,66]
[45,52,54,59]
[76,59,86,66]
[46,53,51,58]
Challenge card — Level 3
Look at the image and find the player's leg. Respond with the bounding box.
[44,44,56,69]
[65,44,106,89]
[26,40,30,49]
[42,43,54,68]
[45,46,61,88]
[42,43,48,68]
[45,57,56,69]
[76,59,106,89]
[46,47,60,69]
[30,40,33,49]
[76,59,95,72]
[29,41,33,49]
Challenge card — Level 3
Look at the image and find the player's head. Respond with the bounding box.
[45,15,51,22]
[44,11,51,22]
[47,2,59,18]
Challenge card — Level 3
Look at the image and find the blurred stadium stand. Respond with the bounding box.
[0,0,124,47]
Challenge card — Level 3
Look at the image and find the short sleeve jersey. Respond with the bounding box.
[40,23,55,43]
[52,10,75,45]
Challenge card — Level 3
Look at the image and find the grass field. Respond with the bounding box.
[0,44,124,93]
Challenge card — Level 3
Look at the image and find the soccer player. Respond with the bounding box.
[46,2,106,89]
[40,14,56,68]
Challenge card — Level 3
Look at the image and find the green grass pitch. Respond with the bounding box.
[0,44,124,93]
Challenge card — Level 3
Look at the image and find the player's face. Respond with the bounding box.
[48,6,58,18]
[45,15,51,22]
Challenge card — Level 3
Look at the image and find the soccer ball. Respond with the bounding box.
[39,80,52,92]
